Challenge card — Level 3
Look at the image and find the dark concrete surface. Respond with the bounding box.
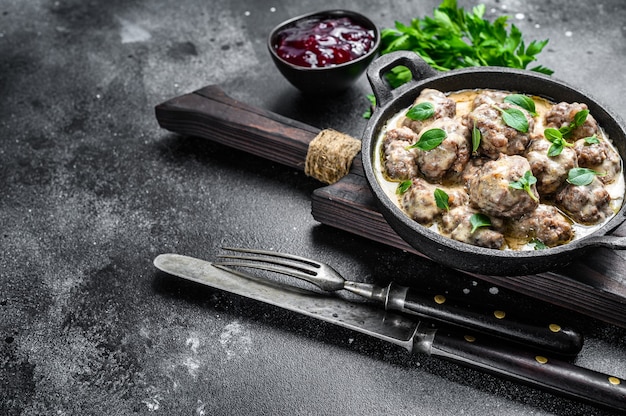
[2,0,626,415]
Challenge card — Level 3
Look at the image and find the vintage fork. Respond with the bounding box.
[214,247,583,355]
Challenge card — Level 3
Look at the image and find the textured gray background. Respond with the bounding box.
[2,0,626,415]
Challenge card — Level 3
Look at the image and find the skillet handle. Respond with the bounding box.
[366,51,438,108]
[580,234,626,250]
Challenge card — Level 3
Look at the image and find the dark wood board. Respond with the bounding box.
[156,85,626,328]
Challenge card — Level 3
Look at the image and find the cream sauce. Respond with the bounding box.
[374,89,625,250]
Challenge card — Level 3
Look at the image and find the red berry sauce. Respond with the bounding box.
[273,16,375,68]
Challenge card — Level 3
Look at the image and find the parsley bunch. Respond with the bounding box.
[380,0,553,88]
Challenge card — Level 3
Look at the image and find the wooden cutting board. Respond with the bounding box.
[156,85,626,328]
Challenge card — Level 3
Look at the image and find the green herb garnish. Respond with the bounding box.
[470,213,492,234]
[493,105,529,133]
[406,102,435,121]
[584,135,600,145]
[434,188,450,211]
[530,238,548,250]
[544,127,574,157]
[408,128,447,151]
[471,121,481,153]
[397,180,413,194]
[363,94,376,119]
[504,94,537,116]
[379,0,552,88]
[509,170,538,202]
[558,109,589,139]
[567,168,605,186]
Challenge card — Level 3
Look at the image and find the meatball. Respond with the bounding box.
[574,138,621,184]
[464,103,534,159]
[401,88,456,134]
[525,137,577,195]
[545,102,599,141]
[508,204,574,247]
[468,155,539,219]
[400,179,469,224]
[471,90,509,109]
[441,206,505,249]
[555,177,612,224]
[415,117,471,182]
[382,127,419,180]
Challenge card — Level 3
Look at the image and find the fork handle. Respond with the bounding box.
[386,282,583,355]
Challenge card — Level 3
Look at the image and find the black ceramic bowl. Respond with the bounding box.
[362,51,626,276]
[267,10,380,95]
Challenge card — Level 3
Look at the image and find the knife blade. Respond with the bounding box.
[153,253,626,412]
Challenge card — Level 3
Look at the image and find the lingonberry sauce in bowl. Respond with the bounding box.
[268,10,380,95]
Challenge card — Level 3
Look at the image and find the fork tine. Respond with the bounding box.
[222,247,322,268]
[213,259,321,285]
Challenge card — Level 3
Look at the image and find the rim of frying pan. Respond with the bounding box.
[362,58,626,266]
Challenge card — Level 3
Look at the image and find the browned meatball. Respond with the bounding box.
[464,103,534,159]
[545,102,599,141]
[468,155,539,219]
[400,179,469,224]
[525,138,577,195]
[471,90,509,109]
[441,205,505,249]
[508,204,574,247]
[574,138,621,184]
[415,117,471,182]
[401,88,456,134]
[555,177,612,224]
[382,127,419,180]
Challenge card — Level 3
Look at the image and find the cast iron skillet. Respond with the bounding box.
[362,51,626,276]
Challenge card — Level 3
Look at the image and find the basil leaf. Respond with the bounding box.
[494,106,529,133]
[406,102,435,121]
[544,127,562,143]
[567,168,599,186]
[509,171,538,202]
[396,180,413,194]
[434,188,450,211]
[504,94,537,116]
[530,238,548,250]
[470,213,492,234]
[471,121,481,153]
[408,128,447,151]
[547,142,564,157]
[584,135,600,145]
[573,109,589,127]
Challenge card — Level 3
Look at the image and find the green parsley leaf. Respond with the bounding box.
[559,109,589,138]
[397,180,413,194]
[509,170,539,202]
[408,128,447,151]
[494,106,529,133]
[434,188,450,211]
[584,135,600,145]
[504,94,537,116]
[379,0,552,88]
[470,213,492,234]
[567,168,604,186]
[406,102,435,121]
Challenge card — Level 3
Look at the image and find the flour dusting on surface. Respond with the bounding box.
[219,321,252,360]
[118,17,151,43]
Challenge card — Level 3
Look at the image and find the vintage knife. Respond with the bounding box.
[153,253,626,411]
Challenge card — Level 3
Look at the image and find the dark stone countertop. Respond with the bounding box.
[2,1,626,415]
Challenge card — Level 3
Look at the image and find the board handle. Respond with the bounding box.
[155,85,320,171]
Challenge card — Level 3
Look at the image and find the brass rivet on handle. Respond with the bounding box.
[493,310,506,319]
[434,295,446,304]
[535,356,548,364]
[464,335,476,343]
[609,377,621,385]
[549,323,562,332]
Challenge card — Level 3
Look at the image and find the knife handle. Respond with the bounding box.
[155,85,319,171]
[386,282,583,355]
[424,328,626,412]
